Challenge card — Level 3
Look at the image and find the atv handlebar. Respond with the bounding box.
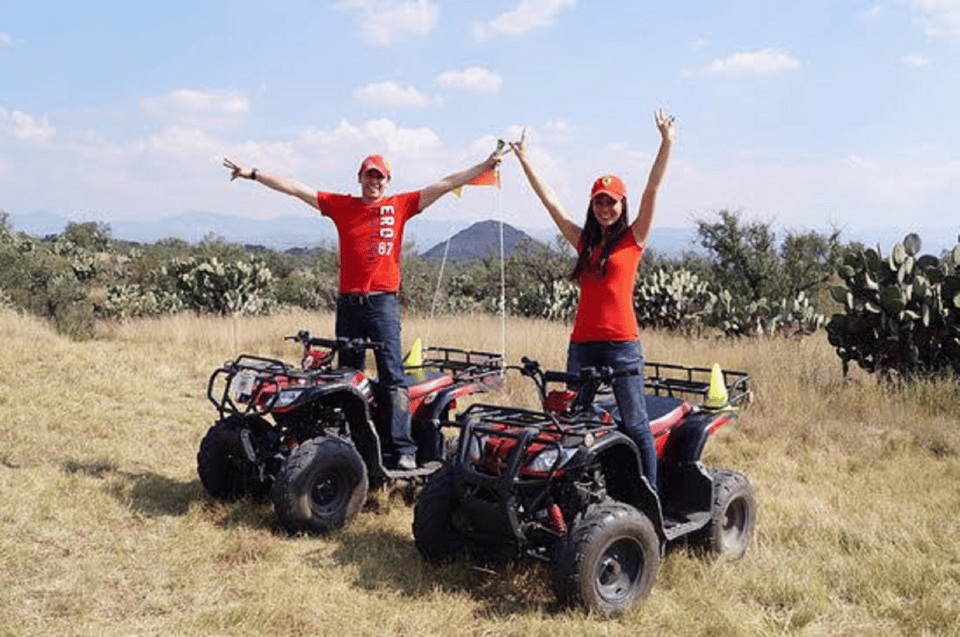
[515,357,642,413]
[519,356,638,384]
[285,330,383,353]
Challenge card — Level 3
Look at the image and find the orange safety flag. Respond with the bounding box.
[452,168,500,196]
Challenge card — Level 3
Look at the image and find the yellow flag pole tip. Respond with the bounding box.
[704,363,728,409]
[404,337,423,367]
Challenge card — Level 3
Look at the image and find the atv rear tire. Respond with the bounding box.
[197,416,271,501]
[272,436,368,534]
[412,465,468,562]
[553,502,660,617]
[698,469,755,560]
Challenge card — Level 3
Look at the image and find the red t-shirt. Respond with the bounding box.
[570,232,643,343]
[316,191,421,294]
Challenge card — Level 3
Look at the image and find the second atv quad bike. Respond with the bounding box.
[198,330,502,533]
[412,358,754,617]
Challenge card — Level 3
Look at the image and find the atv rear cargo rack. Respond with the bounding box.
[643,362,752,407]
[405,346,504,388]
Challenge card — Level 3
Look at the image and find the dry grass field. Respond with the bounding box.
[1,307,958,636]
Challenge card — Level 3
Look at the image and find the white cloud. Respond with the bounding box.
[676,150,960,232]
[695,48,802,77]
[435,67,503,93]
[140,88,250,127]
[901,53,931,66]
[473,0,576,41]
[336,0,439,46]
[0,107,56,142]
[138,126,219,156]
[859,4,885,20]
[0,33,14,47]
[353,81,443,108]
[909,0,960,40]
[297,118,442,169]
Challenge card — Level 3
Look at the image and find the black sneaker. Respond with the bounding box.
[397,454,416,470]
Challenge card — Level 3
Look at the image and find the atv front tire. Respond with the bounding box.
[698,469,755,560]
[197,416,271,501]
[412,465,468,563]
[553,502,660,617]
[272,436,368,534]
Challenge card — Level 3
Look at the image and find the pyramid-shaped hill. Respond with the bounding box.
[420,220,545,261]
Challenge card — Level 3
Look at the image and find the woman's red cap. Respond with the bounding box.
[590,174,627,201]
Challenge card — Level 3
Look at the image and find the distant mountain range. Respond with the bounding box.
[6,210,957,260]
[6,209,551,256]
[2,209,718,259]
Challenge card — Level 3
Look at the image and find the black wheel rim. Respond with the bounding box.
[310,471,348,516]
[595,538,643,604]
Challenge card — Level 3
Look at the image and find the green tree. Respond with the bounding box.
[59,221,112,252]
[695,209,846,304]
[779,228,846,297]
[695,209,783,301]
[0,217,95,338]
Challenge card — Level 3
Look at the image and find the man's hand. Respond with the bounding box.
[485,138,513,170]
[223,158,248,181]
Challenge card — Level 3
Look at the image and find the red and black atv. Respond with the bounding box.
[412,357,754,617]
[198,330,503,533]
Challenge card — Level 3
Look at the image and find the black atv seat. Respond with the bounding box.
[595,393,691,435]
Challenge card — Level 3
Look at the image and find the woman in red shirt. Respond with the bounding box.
[510,110,675,491]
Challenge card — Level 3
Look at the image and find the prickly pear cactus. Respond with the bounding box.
[166,255,277,315]
[826,233,960,378]
[510,279,579,321]
[634,267,712,333]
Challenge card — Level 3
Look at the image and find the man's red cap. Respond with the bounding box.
[590,174,627,201]
[359,154,391,179]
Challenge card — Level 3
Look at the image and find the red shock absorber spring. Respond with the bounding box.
[548,503,567,534]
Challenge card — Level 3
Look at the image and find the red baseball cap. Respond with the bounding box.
[590,174,627,201]
[359,154,391,179]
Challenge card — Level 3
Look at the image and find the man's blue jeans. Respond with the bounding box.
[567,340,656,489]
[335,293,415,457]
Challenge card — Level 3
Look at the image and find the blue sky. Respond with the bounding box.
[2,0,958,244]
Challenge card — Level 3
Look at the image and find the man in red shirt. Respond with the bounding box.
[223,149,503,470]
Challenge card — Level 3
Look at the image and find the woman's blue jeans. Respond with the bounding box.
[335,293,415,457]
[567,340,656,489]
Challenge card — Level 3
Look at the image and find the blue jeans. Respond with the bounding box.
[335,293,415,457]
[567,340,656,489]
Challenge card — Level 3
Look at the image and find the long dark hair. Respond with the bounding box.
[570,198,630,280]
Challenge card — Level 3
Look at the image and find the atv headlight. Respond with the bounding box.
[231,370,256,400]
[527,446,577,473]
[274,387,305,408]
[466,434,487,464]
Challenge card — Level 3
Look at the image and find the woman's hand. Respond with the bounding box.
[508,128,529,163]
[655,109,676,142]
